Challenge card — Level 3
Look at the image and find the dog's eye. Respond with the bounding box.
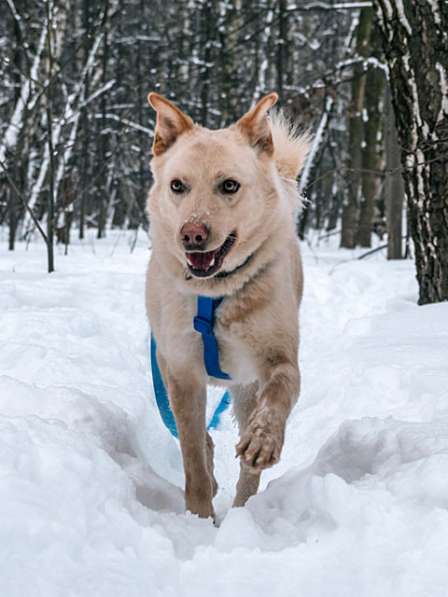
[220,179,240,194]
[170,179,187,194]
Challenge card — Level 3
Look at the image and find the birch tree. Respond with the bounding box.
[373,0,448,304]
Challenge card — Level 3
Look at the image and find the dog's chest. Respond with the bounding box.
[213,317,258,385]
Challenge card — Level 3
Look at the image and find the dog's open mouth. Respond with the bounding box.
[186,232,237,278]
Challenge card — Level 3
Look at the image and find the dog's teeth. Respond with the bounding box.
[204,257,215,271]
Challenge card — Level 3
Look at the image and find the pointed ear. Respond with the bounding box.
[236,92,278,154]
[147,92,194,156]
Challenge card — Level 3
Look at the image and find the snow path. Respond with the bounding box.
[1,233,447,597]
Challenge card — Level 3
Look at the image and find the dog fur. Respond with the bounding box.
[145,92,309,518]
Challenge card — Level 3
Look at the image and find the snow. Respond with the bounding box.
[1,231,448,596]
[395,0,412,36]
[435,62,448,123]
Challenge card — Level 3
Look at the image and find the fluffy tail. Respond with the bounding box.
[269,110,310,180]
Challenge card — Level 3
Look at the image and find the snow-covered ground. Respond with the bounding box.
[1,231,447,597]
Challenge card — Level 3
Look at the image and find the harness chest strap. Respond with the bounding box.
[193,295,231,380]
[150,295,231,438]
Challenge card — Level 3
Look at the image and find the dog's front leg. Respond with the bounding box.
[236,354,300,471]
[165,370,214,519]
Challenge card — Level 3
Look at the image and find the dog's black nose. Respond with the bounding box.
[180,222,209,250]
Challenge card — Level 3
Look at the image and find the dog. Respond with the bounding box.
[145,92,309,518]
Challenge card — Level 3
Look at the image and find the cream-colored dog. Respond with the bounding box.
[146,92,308,518]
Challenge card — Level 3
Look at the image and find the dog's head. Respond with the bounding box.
[147,92,303,295]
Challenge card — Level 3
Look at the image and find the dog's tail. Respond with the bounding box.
[270,111,310,180]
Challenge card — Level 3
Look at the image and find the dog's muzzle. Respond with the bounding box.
[185,232,237,278]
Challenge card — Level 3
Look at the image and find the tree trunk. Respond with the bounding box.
[45,0,55,273]
[384,84,404,260]
[357,28,385,248]
[200,0,212,125]
[97,0,109,239]
[276,0,287,103]
[374,1,448,304]
[8,187,16,251]
[79,0,91,241]
[340,7,374,248]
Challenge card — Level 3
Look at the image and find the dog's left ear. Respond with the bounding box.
[148,92,194,156]
[236,92,278,155]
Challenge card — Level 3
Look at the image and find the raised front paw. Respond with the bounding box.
[235,410,285,471]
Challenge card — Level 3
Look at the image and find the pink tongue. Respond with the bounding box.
[188,250,215,270]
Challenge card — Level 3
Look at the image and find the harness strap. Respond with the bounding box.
[149,295,231,438]
[150,335,178,437]
[193,296,231,380]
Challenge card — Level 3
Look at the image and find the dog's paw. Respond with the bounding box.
[235,409,284,471]
[185,475,215,519]
[185,488,215,519]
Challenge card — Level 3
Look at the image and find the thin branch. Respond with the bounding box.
[94,113,153,135]
[357,243,387,259]
[288,1,372,11]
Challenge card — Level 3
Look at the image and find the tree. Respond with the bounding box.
[340,7,374,249]
[45,0,56,273]
[373,1,448,304]
[384,84,404,260]
[357,25,385,248]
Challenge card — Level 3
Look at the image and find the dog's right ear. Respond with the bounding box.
[236,92,278,155]
[147,93,194,156]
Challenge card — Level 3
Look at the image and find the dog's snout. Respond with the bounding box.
[180,222,209,250]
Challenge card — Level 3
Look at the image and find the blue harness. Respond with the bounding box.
[150,296,231,438]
